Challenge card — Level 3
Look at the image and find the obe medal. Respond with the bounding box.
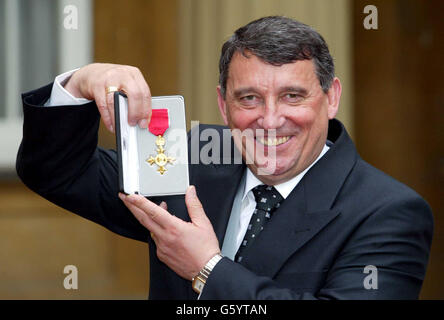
[146,109,175,175]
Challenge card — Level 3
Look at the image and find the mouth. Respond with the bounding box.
[256,135,292,147]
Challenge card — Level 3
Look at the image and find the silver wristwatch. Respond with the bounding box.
[192,253,223,294]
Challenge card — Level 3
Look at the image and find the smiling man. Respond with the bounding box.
[217,51,340,184]
[17,16,433,299]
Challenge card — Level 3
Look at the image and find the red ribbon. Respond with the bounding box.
[149,109,169,136]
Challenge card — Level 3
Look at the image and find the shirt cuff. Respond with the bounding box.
[44,68,92,107]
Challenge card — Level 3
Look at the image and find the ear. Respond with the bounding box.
[326,77,342,119]
[217,85,229,126]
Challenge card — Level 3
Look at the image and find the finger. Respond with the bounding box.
[105,72,136,127]
[185,186,209,226]
[160,201,168,211]
[93,84,113,132]
[128,67,152,129]
[119,193,163,234]
[120,75,148,127]
[105,90,116,132]
[124,194,178,229]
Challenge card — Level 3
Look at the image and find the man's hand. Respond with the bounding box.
[119,186,221,280]
[64,63,151,133]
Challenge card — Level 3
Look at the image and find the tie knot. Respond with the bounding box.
[252,185,283,211]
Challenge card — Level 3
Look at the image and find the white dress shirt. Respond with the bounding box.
[44,69,91,107]
[221,144,330,260]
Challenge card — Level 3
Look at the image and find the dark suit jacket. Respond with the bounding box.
[16,83,434,299]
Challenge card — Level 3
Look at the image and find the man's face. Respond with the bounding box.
[217,51,341,185]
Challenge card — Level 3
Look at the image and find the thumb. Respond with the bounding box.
[185,186,209,226]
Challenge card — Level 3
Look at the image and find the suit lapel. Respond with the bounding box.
[196,162,246,245]
[188,163,245,300]
[240,181,341,277]
[187,124,246,245]
[239,119,357,278]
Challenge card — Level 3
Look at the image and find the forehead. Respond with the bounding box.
[227,52,318,91]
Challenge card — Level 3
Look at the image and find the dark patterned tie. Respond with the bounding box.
[235,185,284,263]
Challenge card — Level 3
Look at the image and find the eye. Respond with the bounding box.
[241,95,256,101]
[239,95,261,107]
[282,93,303,103]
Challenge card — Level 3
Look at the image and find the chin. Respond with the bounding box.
[253,159,295,179]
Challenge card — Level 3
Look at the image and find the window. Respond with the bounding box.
[0,0,92,171]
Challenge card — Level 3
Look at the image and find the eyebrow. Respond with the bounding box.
[279,86,309,96]
[232,86,308,98]
[233,87,257,98]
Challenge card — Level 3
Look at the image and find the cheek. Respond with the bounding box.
[286,108,318,130]
[287,98,329,128]
[227,108,259,130]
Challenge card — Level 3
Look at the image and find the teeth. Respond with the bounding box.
[258,136,290,146]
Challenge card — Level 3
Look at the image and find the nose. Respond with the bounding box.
[257,99,285,130]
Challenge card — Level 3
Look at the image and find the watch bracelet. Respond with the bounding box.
[195,253,223,283]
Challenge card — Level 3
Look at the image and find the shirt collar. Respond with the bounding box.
[242,144,330,200]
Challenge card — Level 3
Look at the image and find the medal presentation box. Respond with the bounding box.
[114,92,189,197]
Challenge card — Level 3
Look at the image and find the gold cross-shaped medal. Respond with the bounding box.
[146,135,175,175]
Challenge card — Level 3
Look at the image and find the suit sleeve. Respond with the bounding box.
[200,195,433,300]
[16,83,150,242]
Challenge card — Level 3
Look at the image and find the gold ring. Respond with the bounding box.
[106,86,120,94]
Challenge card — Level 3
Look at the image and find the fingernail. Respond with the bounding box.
[189,185,196,196]
[118,193,126,200]
[125,194,136,203]
[138,119,148,128]
[110,125,114,133]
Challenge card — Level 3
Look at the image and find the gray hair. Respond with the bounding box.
[219,16,335,97]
